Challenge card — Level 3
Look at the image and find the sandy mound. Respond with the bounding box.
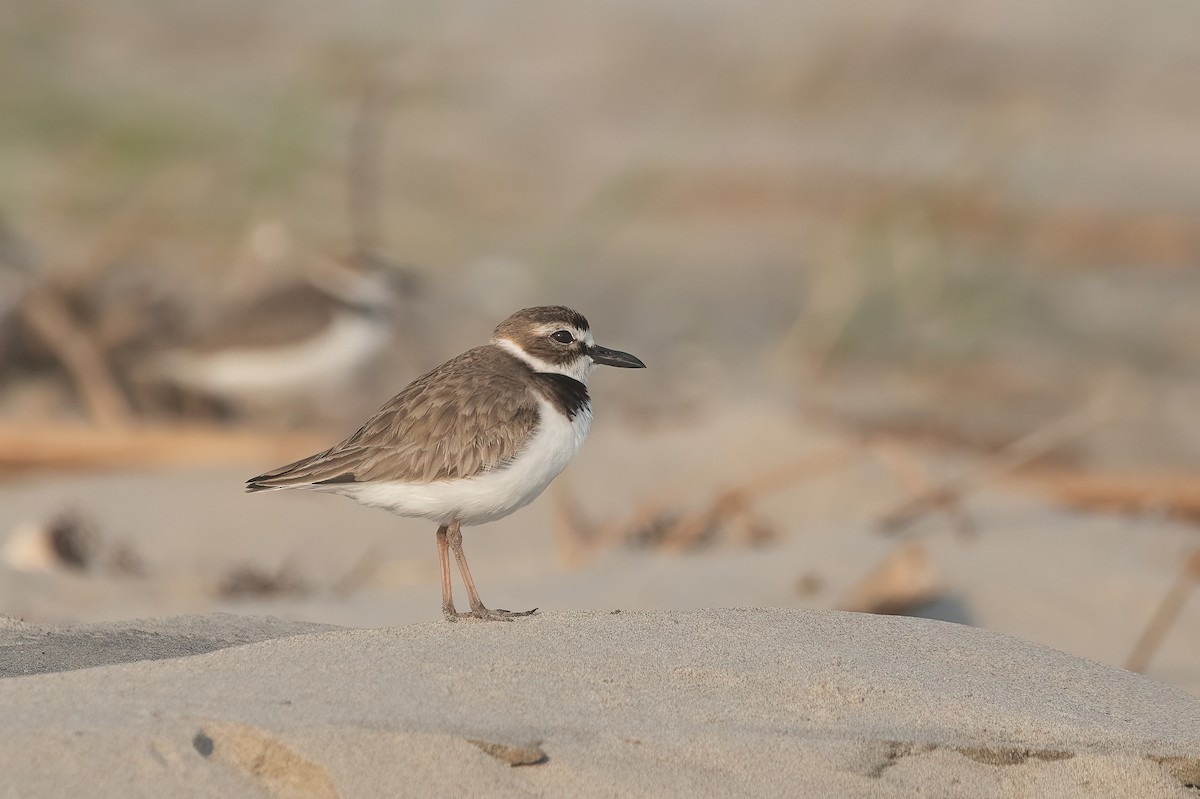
[1,610,1197,798]
[0,613,336,678]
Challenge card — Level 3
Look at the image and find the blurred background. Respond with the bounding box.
[1,1,1197,691]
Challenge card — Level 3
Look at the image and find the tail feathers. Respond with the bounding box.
[245,473,303,492]
[245,447,356,493]
[245,452,324,493]
[244,479,288,493]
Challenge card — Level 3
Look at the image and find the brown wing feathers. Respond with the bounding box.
[245,347,541,490]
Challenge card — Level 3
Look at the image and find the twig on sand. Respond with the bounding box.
[840,541,942,615]
[217,559,310,599]
[1125,548,1200,674]
[869,439,975,538]
[650,448,858,552]
[1012,470,1200,523]
[0,423,324,475]
[554,446,860,564]
[877,397,1114,535]
[20,286,134,428]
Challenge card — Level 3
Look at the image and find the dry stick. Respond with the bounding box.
[347,73,389,262]
[870,439,975,538]
[658,447,860,552]
[1125,548,1200,674]
[556,446,861,561]
[0,423,324,474]
[1014,471,1200,522]
[732,446,863,506]
[877,399,1113,535]
[21,287,133,429]
[840,541,941,615]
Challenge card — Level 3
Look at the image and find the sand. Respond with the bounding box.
[2,402,1197,697]
[2,404,1199,796]
[1,609,1198,798]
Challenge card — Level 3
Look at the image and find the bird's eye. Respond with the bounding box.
[551,330,574,344]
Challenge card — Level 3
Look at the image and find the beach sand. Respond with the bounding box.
[1,609,1197,798]
[2,403,1199,796]
[2,402,1197,696]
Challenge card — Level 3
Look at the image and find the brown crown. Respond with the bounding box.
[492,306,590,339]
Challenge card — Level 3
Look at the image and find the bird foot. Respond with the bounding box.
[443,606,538,622]
[490,607,538,619]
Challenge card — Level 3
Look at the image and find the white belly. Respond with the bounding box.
[334,397,592,526]
[159,313,390,399]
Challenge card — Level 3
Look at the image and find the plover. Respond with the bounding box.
[246,305,645,620]
[150,261,413,409]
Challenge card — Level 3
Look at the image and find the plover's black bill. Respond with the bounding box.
[590,345,646,369]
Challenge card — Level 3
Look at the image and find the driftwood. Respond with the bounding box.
[218,559,310,599]
[0,424,324,475]
[644,447,859,552]
[1125,548,1200,675]
[20,286,134,429]
[840,541,941,615]
[869,439,975,538]
[877,399,1112,535]
[1012,470,1200,522]
[554,446,859,566]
